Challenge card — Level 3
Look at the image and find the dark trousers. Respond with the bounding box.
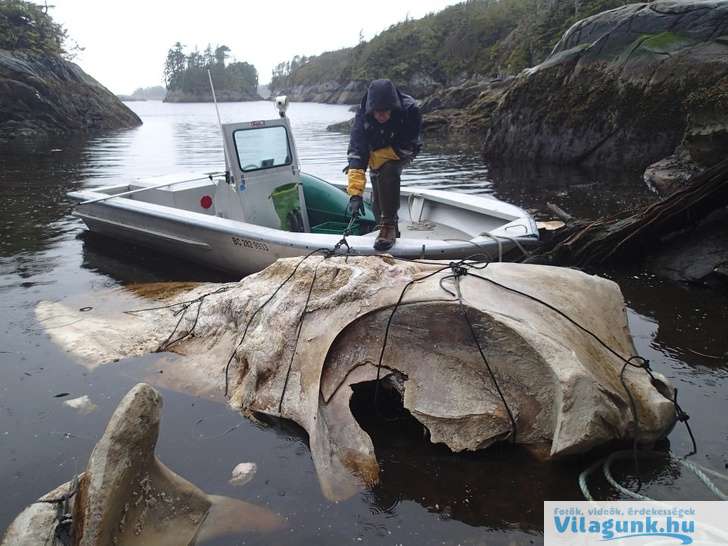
[370,159,409,226]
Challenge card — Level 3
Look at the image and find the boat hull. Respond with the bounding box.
[69,175,539,276]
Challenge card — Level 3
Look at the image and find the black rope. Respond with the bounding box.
[247,223,365,406]
[278,258,322,413]
[326,215,359,260]
[672,388,696,454]
[322,362,381,405]
[464,268,698,471]
[33,488,77,504]
[451,268,517,443]
[620,358,644,491]
[121,285,234,353]
[125,285,234,315]
[156,299,202,352]
[223,248,329,398]
[373,266,452,409]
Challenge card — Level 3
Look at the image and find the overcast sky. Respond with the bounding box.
[49,0,462,95]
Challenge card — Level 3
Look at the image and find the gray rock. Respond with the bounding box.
[481,0,728,172]
[420,77,514,146]
[229,462,257,487]
[0,49,141,140]
[648,208,728,284]
[276,80,368,104]
[272,75,443,105]
[63,394,97,415]
[644,146,703,194]
[326,117,354,133]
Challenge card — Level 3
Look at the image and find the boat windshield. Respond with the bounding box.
[233,126,292,172]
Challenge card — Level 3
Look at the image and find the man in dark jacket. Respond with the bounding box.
[346,79,422,251]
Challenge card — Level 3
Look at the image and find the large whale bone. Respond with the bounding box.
[35,257,678,502]
[1,384,282,545]
[218,258,677,499]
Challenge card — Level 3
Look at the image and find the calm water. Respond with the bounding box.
[1,101,726,545]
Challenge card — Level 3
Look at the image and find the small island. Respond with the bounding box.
[163,43,262,103]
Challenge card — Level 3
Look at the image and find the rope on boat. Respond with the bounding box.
[478,231,531,260]
[79,173,225,206]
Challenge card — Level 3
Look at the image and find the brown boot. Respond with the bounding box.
[374,223,397,251]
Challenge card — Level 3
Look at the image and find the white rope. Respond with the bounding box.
[477,231,529,259]
[473,232,503,262]
[580,450,728,501]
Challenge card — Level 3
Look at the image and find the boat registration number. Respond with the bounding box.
[232,237,270,252]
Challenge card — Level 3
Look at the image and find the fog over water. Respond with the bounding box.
[0,101,726,545]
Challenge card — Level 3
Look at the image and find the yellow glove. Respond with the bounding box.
[368,146,399,170]
[347,168,366,196]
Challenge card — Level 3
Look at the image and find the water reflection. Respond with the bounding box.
[604,269,728,372]
[79,231,231,284]
[0,139,89,257]
[487,161,656,219]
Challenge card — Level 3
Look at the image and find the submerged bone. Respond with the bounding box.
[35,257,677,501]
[1,384,282,546]
[229,462,257,487]
[64,395,97,415]
[35,287,173,368]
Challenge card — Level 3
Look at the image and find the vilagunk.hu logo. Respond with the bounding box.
[544,502,728,545]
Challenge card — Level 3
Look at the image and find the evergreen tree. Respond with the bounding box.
[0,0,69,56]
[163,42,186,90]
[214,45,230,65]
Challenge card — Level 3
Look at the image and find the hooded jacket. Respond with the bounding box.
[347,79,422,171]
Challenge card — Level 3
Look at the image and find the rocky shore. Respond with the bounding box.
[273,73,444,105]
[480,0,728,187]
[273,80,367,104]
[324,1,727,191]
[0,49,141,140]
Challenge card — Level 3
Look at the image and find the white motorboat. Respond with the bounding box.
[68,98,538,275]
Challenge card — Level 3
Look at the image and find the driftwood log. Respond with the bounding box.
[528,158,728,266]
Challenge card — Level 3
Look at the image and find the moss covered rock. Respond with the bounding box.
[481,0,728,171]
[0,49,141,140]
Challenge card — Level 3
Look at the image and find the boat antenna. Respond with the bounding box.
[208,69,235,186]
